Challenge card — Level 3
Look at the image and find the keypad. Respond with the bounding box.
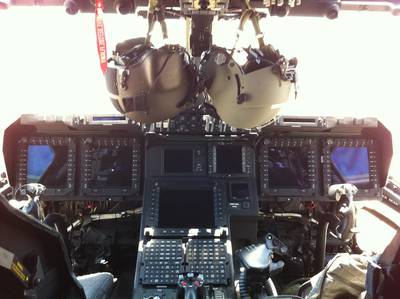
[186,239,228,285]
[141,238,228,286]
[142,239,183,285]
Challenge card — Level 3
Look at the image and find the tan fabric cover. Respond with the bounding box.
[307,253,369,299]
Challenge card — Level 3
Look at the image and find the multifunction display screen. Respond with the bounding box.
[216,145,243,174]
[27,145,69,188]
[89,146,133,188]
[164,149,193,173]
[268,147,310,189]
[158,189,215,228]
[230,183,250,200]
[331,147,370,187]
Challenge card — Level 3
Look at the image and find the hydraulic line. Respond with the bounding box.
[314,220,329,273]
[266,278,278,296]
[239,268,278,298]
[239,268,251,299]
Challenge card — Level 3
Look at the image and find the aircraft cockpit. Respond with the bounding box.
[1,0,400,298]
[1,112,398,299]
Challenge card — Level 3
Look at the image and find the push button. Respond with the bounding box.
[242,201,250,209]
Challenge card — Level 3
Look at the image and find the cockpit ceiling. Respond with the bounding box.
[5,0,400,17]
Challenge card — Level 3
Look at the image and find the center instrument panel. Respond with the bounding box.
[145,139,257,217]
[135,138,257,298]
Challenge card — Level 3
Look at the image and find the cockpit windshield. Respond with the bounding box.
[1,9,399,176]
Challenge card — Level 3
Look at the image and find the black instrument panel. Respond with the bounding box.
[208,142,254,177]
[258,136,381,198]
[145,139,259,216]
[147,143,207,177]
[81,137,140,196]
[3,116,391,299]
[8,117,388,201]
[144,179,228,229]
[259,137,318,197]
[16,136,76,196]
[322,137,380,197]
[15,136,141,200]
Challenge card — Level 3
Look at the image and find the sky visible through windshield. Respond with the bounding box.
[0,8,399,178]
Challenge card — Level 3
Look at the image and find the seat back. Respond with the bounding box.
[0,196,85,299]
[366,229,400,299]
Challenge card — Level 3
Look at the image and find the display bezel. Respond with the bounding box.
[144,179,226,229]
[146,143,207,177]
[16,136,76,196]
[229,182,251,201]
[208,142,254,177]
[323,138,380,197]
[260,138,319,197]
[81,137,140,196]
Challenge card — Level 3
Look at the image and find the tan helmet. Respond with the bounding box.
[200,9,297,129]
[106,39,195,124]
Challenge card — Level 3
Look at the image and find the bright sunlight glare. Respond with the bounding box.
[0,7,399,177]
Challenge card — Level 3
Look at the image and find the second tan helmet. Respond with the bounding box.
[200,46,296,129]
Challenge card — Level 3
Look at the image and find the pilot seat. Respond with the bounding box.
[0,195,114,299]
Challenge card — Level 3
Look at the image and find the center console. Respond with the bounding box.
[133,137,258,298]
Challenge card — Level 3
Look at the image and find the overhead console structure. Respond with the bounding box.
[5,0,400,18]
[2,113,393,298]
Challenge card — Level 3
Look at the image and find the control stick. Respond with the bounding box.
[178,272,204,299]
[237,240,285,298]
[328,183,358,242]
[328,183,357,213]
[11,183,47,220]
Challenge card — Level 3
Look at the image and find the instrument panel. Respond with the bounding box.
[13,134,382,199]
[4,115,391,201]
[4,115,391,299]
[81,137,141,196]
[322,137,380,196]
[259,136,382,198]
[259,137,318,197]
[15,136,141,199]
[2,115,392,299]
[16,136,76,196]
[208,142,254,177]
[145,139,258,218]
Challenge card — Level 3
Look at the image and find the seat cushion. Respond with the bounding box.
[77,272,114,299]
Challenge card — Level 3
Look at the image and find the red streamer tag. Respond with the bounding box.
[95,0,107,75]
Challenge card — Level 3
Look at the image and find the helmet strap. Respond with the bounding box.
[146,0,169,45]
[231,1,266,54]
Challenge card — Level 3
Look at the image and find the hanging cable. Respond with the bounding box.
[95,0,108,75]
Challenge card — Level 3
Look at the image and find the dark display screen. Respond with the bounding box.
[331,147,370,187]
[164,150,193,173]
[89,146,133,188]
[158,189,215,228]
[27,145,69,188]
[230,183,250,200]
[216,145,243,174]
[268,147,310,189]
